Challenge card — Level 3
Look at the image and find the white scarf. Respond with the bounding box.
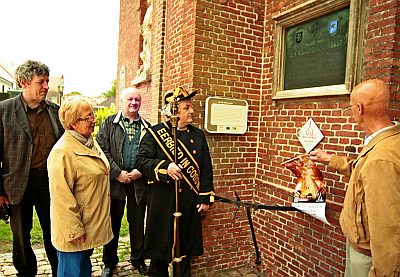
[67,129,96,151]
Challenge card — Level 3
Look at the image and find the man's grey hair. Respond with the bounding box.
[15,60,50,88]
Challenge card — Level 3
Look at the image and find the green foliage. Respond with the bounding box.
[0,92,11,102]
[118,246,130,262]
[31,211,44,244]
[93,105,116,136]
[120,208,129,237]
[95,105,116,127]
[118,209,130,262]
[0,208,43,253]
[0,207,130,254]
[102,80,116,98]
[66,91,82,96]
[0,220,12,243]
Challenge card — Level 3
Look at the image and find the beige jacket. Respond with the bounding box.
[328,124,400,277]
[47,131,113,252]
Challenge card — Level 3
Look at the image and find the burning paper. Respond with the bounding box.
[282,154,330,225]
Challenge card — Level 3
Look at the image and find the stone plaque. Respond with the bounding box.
[284,7,349,90]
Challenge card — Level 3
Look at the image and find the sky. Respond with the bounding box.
[0,0,120,97]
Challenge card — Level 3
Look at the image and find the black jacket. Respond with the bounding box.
[96,111,150,205]
[135,121,214,261]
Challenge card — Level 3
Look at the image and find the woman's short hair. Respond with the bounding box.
[15,60,50,88]
[59,96,94,130]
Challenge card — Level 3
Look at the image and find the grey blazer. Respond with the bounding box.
[0,95,64,204]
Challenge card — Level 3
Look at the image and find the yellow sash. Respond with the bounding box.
[147,122,201,194]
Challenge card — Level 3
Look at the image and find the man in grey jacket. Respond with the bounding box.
[0,60,64,276]
[97,87,150,276]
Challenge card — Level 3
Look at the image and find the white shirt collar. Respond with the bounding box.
[363,121,398,146]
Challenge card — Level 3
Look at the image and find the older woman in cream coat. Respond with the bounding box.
[47,96,113,277]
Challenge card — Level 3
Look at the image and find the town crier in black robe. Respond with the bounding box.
[135,87,215,277]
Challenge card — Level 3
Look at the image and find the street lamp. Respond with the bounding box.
[57,84,64,104]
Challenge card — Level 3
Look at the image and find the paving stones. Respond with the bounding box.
[0,238,259,277]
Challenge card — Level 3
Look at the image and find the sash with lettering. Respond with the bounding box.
[147,122,201,194]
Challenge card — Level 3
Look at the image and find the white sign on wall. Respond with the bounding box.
[204,97,248,134]
[297,118,324,153]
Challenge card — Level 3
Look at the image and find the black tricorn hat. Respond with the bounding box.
[164,87,197,105]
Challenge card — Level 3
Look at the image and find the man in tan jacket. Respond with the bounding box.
[310,79,400,277]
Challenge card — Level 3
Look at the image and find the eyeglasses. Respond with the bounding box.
[343,104,357,111]
[78,115,97,122]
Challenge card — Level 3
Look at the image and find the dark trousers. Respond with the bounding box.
[10,169,58,277]
[148,258,191,277]
[102,189,146,268]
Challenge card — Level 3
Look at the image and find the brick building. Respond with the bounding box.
[117,0,400,276]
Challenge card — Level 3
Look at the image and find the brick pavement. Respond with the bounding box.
[0,237,260,277]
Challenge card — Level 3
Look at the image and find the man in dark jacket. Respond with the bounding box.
[135,87,215,277]
[0,60,64,276]
[97,87,150,276]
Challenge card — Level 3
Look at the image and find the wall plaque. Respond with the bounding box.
[297,118,324,153]
[284,7,349,90]
[272,0,366,99]
[204,97,248,134]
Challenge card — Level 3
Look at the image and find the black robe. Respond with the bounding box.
[135,122,214,261]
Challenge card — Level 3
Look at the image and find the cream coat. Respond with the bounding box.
[47,131,113,252]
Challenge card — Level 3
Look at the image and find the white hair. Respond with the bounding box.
[120,87,140,102]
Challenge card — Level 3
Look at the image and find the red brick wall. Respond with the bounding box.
[118,0,141,92]
[364,0,400,119]
[117,0,400,275]
[118,0,153,118]
[252,0,399,276]
[190,0,265,275]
